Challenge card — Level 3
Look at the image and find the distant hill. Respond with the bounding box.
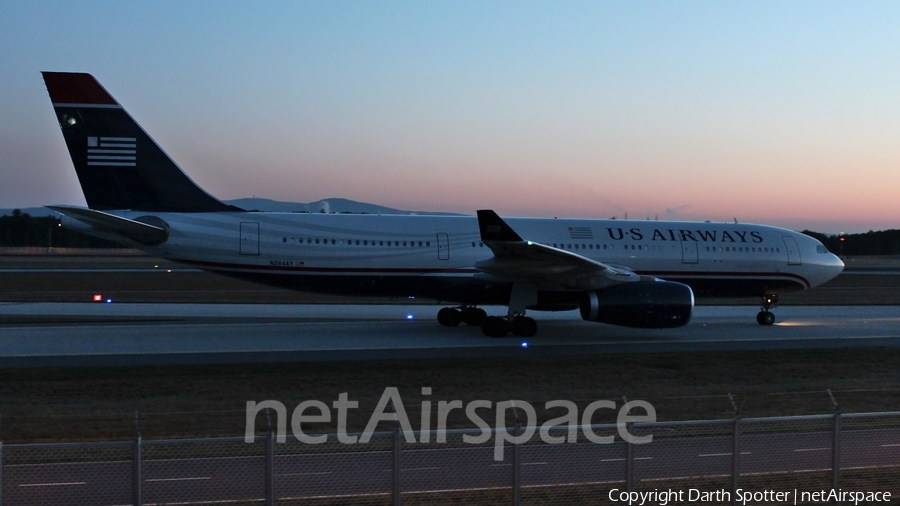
[224,198,464,216]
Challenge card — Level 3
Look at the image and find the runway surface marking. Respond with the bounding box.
[18,481,86,487]
[144,476,211,482]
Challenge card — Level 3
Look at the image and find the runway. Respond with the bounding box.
[1,303,899,367]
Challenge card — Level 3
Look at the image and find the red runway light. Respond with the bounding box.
[92,294,103,302]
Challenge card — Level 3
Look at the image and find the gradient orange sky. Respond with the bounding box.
[2,2,899,233]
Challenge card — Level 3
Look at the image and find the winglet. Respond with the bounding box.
[477,210,523,242]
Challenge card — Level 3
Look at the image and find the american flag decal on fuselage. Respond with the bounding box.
[87,136,136,167]
[568,226,594,240]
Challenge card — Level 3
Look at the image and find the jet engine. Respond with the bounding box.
[579,281,693,328]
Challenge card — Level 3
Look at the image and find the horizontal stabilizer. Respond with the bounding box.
[48,205,169,245]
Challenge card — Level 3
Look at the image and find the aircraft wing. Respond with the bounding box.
[475,210,641,291]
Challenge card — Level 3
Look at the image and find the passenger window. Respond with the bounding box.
[315,239,320,244]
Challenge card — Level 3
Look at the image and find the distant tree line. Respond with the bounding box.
[803,230,900,256]
[2,209,899,254]
[0,210,123,248]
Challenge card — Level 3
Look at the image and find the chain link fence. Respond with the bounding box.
[1,410,898,505]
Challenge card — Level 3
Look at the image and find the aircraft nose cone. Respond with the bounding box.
[814,253,844,287]
[831,253,845,276]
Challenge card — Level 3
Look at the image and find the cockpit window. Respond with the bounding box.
[816,245,829,254]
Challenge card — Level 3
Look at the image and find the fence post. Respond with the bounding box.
[623,395,634,493]
[265,408,274,506]
[1,414,4,506]
[624,420,634,492]
[393,417,401,506]
[729,394,740,506]
[513,413,521,506]
[133,411,142,506]
[829,390,841,493]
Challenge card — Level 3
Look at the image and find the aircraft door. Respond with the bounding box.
[240,222,260,255]
[681,239,698,264]
[437,233,450,260]
[782,236,801,265]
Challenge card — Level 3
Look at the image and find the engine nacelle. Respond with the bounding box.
[579,281,693,328]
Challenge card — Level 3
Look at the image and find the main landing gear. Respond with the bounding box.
[439,283,540,338]
[436,306,537,338]
[756,294,778,326]
[481,315,537,338]
[437,306,487,327]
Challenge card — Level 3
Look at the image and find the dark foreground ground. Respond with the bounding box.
[1,348,898,443]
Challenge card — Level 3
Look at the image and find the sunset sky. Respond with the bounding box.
[1,1,898,233]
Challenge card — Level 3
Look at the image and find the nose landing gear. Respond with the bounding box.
[757,294,778,326]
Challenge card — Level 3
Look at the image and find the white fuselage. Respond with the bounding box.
[83,212,844,306]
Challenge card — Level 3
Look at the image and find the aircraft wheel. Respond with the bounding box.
[438,307,461,327]
[463,307,487,326]
[481,316,510,338]
[757,311,775,326]
[510,316,537,337]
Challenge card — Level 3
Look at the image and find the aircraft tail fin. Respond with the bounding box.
[41,72,241,212]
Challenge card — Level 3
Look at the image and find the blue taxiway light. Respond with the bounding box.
[521,342,528,348]
[406,314,414,320]
[106,299,112,303]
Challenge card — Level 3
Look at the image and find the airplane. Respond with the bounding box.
[40,72,845,337]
